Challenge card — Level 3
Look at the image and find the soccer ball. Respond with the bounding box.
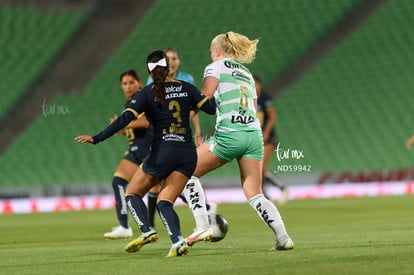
[208,213,229,242]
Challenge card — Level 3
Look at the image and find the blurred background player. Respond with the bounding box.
[145,48,216,228]
[253,74,289,205]
[145,48,194,85]
[103,70,153,239]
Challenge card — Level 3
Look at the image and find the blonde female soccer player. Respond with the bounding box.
[183,31,294,251]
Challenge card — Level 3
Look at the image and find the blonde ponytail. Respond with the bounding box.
[212,31,259,64]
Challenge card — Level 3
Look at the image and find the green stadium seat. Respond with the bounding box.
[0,6,85,118]
[1,0,368,189]
[276,0,414,172]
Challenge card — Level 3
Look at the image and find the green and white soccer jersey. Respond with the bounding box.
[203,58,261,132]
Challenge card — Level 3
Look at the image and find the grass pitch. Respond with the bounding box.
[0,195,413,274]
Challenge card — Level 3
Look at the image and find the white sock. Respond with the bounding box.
[183,176,209,230]
[249,194,289,242]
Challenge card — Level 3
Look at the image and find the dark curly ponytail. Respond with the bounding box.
[147,50,169,105]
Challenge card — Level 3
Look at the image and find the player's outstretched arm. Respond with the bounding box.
[74,110,137,145]
[74,135,94,144]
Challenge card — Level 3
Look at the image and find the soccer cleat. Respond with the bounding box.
[125,230,158,253]
[166,237,189,257]
[277,188,289,206]
[104,225,133,240]
[271,238,294,251]
[185,228,214,246]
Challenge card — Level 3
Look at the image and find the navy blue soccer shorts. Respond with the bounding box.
[142,146,197,180]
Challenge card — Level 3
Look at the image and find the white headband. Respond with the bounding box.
[147,58,167,72]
